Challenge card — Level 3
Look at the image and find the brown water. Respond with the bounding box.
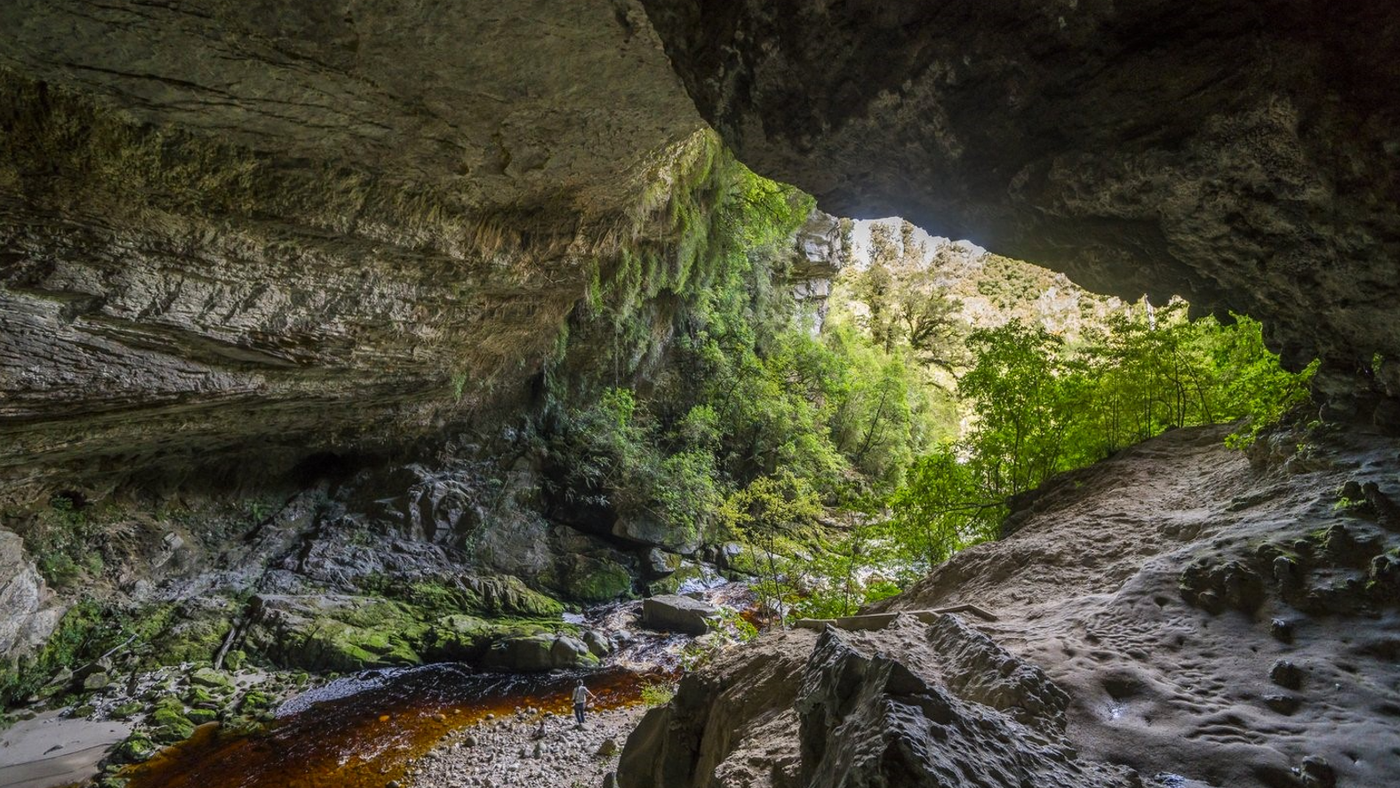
[121,665,653,788]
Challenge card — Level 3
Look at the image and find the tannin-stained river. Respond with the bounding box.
[119,665,653,788]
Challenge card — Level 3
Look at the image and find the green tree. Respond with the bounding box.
[719,473,822,624]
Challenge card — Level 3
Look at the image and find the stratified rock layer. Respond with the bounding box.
[641,0,1400,415]
[0,0,702,502]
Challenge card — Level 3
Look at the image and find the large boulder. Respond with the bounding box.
[618,615,1140,788]
[640,594,718,635]
[612,514,700,555]
[793,621,1136,788]
[0,529,63,654]
[481,634,600,672]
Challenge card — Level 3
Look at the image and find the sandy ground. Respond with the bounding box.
[0,710,131,788]
[874,424,1400,787]
[405,705,647,788]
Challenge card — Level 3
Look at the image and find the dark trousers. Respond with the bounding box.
[574,702,586,723]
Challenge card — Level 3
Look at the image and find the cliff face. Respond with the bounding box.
[618,424,1400,787]
[640,0,1400,421]
[5,1,1400,502]
[0,0,702,504]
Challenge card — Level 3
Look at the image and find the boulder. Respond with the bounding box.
[559,555,634,604]
[641,548,682,580]
[612,514,699,555]
[482,634,600,672]
[0,530,63,655]
[583,629,613,658]
[640,595,718,636]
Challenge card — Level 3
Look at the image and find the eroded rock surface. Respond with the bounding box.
[618,615,1142,788]
[871,424,1400,787]
[641,0,1400,418]
[0,0,703,502]
[618,424,1400,787]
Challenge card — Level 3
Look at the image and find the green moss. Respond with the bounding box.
[565,558,633,604]
[111,732,157,764]
[110,701,144,720]
[189,668,233,691]
[1,598,105,709]
[399,576,565,619]
[287,602,427,672]
[150,705,195,743]
[186,708,218,725]
[239,690,274,712]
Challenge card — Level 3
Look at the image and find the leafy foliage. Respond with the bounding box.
[882,301,1317,573]
[538,134,937,547]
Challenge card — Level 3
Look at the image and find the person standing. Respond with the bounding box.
[572,680,598,726]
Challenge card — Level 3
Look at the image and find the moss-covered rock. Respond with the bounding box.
[481,634,600,672]
[239,689,274,712]
[189,668,233,691]
[150,702,196,743]
[646,561,715,596]
[560,556,633,603]
[111,731,157,764]
[110,700,144,720]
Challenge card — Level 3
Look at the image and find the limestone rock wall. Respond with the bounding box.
[640,0,1400,419]
[0,0,703,504]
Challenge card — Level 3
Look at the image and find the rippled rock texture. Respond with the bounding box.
[641,0,1400,418]
[617,615,1142,788]
[0,0,702,503]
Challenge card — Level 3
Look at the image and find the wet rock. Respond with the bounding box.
[641,548,681,580]
[1296,756,1337,788]
[482,634,600,672]
[640,595,718,635]
[1264,694,1301,715]
[1270,660,1304,690]
[583,629,612,658]
[1270,618,1295,643]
